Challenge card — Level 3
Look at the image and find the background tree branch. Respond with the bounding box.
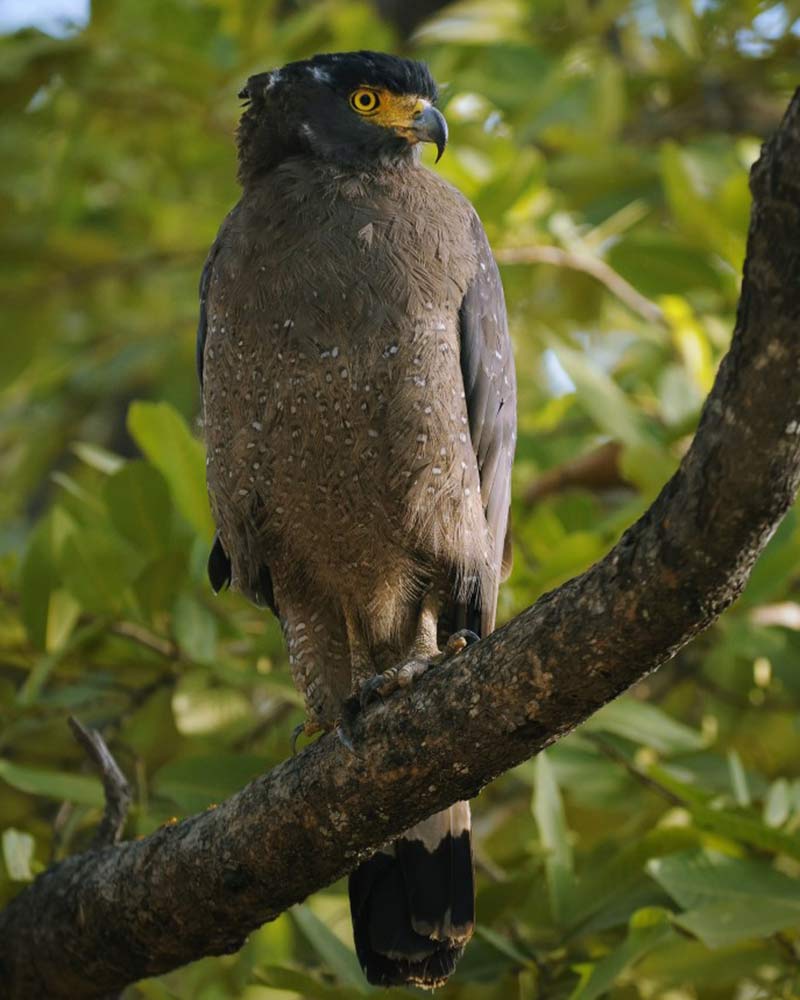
[1,88,799,1000]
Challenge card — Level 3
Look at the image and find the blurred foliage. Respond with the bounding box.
[2,0,800,997]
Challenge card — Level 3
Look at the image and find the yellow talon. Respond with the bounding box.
[292,718,324,754]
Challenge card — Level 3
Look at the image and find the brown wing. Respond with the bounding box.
[196,238,233,595]
[197,209,276,611]
[456,215,516,637]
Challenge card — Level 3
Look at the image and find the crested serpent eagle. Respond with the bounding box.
[198,50,516,989]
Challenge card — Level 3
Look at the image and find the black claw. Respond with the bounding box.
[291,722,305,756]
[453,628,480,646]
[359,674,390,710]
[336,720,356,753]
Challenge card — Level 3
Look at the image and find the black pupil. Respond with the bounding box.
[359,94,372,106]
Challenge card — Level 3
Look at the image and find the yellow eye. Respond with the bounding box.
[350,88,380,115]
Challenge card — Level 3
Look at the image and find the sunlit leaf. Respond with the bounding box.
[127,401,214,541]
[18,508,77,650]
[533,750,576,925]
[71,441,126,476]
[674,898,800,948]
[570,908,673,1000]
[647,850,800,912]
[583,698,705,754]
[290,905,370,993]
[726,750,750,808]
[0,760,103,807]
[763,779,791,829]
[553,344,660,449]
[2,828,35,882]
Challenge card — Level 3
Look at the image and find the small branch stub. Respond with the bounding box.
[68,716,132,848]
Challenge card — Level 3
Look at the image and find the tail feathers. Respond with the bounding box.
[349,803,474,989]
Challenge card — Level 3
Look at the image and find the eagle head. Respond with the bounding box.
[236,51,447,183]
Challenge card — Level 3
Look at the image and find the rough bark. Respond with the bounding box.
[1,90,800,1000]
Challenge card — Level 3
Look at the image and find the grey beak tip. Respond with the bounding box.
[434,108,448,163]
[413,105,448,163]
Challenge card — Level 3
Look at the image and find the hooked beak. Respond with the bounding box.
[410,104,448,163]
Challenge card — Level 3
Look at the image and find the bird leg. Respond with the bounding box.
[344,604,376,689]
[336,606,379,750]
[359,592,479,708]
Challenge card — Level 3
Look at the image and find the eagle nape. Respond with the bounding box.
[199,49,516,989]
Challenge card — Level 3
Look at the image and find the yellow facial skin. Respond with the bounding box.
[349,87,430,142]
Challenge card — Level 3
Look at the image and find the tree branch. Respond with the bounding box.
[1,89,799,1000]
[523,440,631,505]
[494,244,667,326]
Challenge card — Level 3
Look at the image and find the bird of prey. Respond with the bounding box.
[198,51,516,989]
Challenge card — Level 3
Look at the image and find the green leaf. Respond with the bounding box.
[290,905,370,993]
[71,441,125,475]
[583,698,706,754]
[570,908,673,1000]
[104,461,173,554]
[674,899,800,948]
[662,295,715,394]
[543,739,632,809]
[256,965,372,1000]
[638,938,778,992]
[50,471,105,511]
[533,750,576,925]
[693,804,800,860]
[567,827,702,929]
[727,750,750,807]
[660,142,745,270]
[18,508,77,650]
[647,850,800,911]
[474,924,536,968]
[58,527,145,614]
[17,619,107,706]
[648,766,800,860]
[0,760,103,807]
[763,779,791,828]
[552,344,659,449]
[171,679,252,737]
[608,233,723,298]
[655,0,699,56]
[127,401,214,541]
[151,754,267,814]
[172,593,217,664]
[415,1,527,43]
[133,549,190,619]
[2,828,35,881]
